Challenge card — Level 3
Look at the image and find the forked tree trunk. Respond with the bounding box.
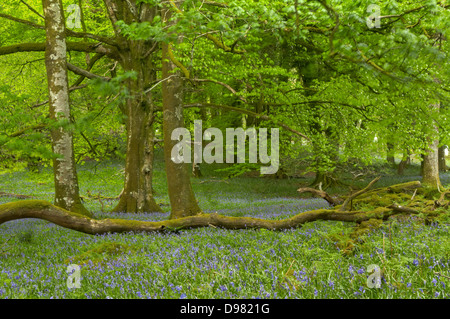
[162,4,202,219]
[42,0,91,217]
[111,51,161,213]
[108,4,161,213]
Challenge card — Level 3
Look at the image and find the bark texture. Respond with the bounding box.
[438,145,447,172]
[107,2,161,213]
[161,4,202,219]
[42,0,91,217]
[422,103,442,189]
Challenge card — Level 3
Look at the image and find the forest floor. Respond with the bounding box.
[0,156,449,299]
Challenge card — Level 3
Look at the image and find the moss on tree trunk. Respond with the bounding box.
[43,0,91,218]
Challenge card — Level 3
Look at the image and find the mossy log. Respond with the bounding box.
[354,181,422,201]
[0,179,446,236]
[0,199,418,235]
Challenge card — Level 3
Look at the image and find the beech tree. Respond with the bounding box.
[0,1,163,213]
[422,102,442,188]
[161,2,201,219]
[42,0,91,217]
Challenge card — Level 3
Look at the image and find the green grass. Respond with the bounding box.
[0,155,449,299]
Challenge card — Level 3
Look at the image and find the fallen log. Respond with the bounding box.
[0,199,418,235]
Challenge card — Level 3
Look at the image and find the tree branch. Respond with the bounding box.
[67,62,110,81]
[297,187,342,206]
[20,1,45,19]
[0,12,117,46]
[70,53,105,87]
[339,176,381,211]
[8,124,46,138]
[192,78,247,103]
[0,41,119,59]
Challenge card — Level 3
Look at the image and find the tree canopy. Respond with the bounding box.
[0,0,449,213]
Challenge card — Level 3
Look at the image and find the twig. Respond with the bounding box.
[411,189,417,201]
[197,180,229,184]
[434,272,450,280]
[0,235,13,255]
[339,176,381,211]
[0,192,33,199]
[144,75,177,94]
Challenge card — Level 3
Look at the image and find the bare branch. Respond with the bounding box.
[20,0,44,19]
[67,62,110,81]
[297,187,342,206]
[339,176,381,211]
[0,12,117,46]
[0,12,44,29]
[192,78,247,103]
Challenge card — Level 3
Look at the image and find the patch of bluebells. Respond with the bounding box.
[1,190,450,299]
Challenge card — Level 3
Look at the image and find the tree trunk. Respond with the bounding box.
[42,0,91,217]
[112,46,161,213]
[422,142,441,188]
[162,4,202,220]
[106,3,161,213]
[422,103,441,189]
[438,145,447,172]
[386,142,396,166]
[397,150,410,175]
